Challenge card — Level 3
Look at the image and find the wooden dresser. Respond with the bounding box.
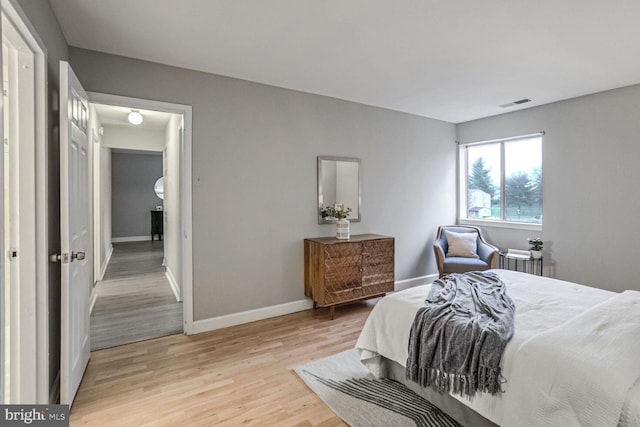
[304,234,394,319]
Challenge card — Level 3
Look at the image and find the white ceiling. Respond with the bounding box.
[50,0,640,123]
[92,103,172,131]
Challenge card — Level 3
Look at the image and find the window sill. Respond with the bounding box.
[459,218,543,232]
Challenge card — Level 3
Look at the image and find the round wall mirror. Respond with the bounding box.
[154,177,164,200]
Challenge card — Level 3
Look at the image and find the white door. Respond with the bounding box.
[2,6,46,403]
[59,61,91,406]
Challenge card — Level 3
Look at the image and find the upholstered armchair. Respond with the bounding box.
[433,225,498,278]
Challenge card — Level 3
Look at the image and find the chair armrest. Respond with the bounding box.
[477,240,499,267]
[433,241,446,277]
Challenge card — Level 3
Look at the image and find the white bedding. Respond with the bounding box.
[355,269,640,427]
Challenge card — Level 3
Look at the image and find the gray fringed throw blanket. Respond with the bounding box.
[406,271,515,397]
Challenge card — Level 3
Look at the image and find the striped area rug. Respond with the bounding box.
[294,349,460,427]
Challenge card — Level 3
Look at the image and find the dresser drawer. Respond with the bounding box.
[362,271,394,289]
[324,269,361,291]
[362,239,394,267]
[324,286,363,305]
[323,242,361,267]
[362,238,394,288]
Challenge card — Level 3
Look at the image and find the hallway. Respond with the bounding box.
[90,241,183,350]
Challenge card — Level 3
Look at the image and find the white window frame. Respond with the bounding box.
[458,132,543,232]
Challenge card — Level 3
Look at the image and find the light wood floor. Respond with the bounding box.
[71,302,376,426]
[91,241,183,351]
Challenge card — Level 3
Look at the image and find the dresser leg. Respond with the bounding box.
[329,306,335,320]
[313,301,317,309]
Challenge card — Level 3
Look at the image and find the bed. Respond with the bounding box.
[355,269,640,427]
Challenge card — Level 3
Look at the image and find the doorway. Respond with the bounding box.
[88,100,188,349]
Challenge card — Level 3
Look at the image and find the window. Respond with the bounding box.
[460,134,542,225]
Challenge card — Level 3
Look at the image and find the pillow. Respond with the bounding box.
[445,230,479,258]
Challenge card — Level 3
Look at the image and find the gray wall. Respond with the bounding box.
[111,152,163,238]
[457,84,640,293]
[98,146,111,272]
[15,0,69,398]
[68,47,457,320]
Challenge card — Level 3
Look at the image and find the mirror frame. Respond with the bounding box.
[317,155,362,224]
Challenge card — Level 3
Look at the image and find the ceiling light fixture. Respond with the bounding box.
[128,110,143,125]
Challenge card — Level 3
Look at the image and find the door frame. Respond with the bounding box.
[87,92,194,333]
[0,0,48,403]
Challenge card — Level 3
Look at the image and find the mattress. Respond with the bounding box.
[355,269,640,427]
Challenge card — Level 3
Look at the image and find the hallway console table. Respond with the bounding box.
[151,210,163,241]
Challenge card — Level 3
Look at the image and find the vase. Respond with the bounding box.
[530,250,542,259]
[336,218,350,240]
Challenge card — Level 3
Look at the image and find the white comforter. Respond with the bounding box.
[355,270,640,427]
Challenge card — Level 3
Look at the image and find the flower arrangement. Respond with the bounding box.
[321,203,352,220]
[528,238,543,251]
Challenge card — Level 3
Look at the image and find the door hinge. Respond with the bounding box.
[7,249,17,260]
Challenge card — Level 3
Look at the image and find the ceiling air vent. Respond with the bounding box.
[499,98,532,108]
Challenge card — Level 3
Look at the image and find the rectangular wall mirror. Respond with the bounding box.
[318,156,361,224]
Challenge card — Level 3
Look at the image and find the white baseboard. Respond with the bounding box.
[165,267,182,302]
[191,299,314,334]
[112,235,152,243]
[49,370,60,404]
[99,244,113,281]
[394,274,438,292]
[189,274,436,336]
